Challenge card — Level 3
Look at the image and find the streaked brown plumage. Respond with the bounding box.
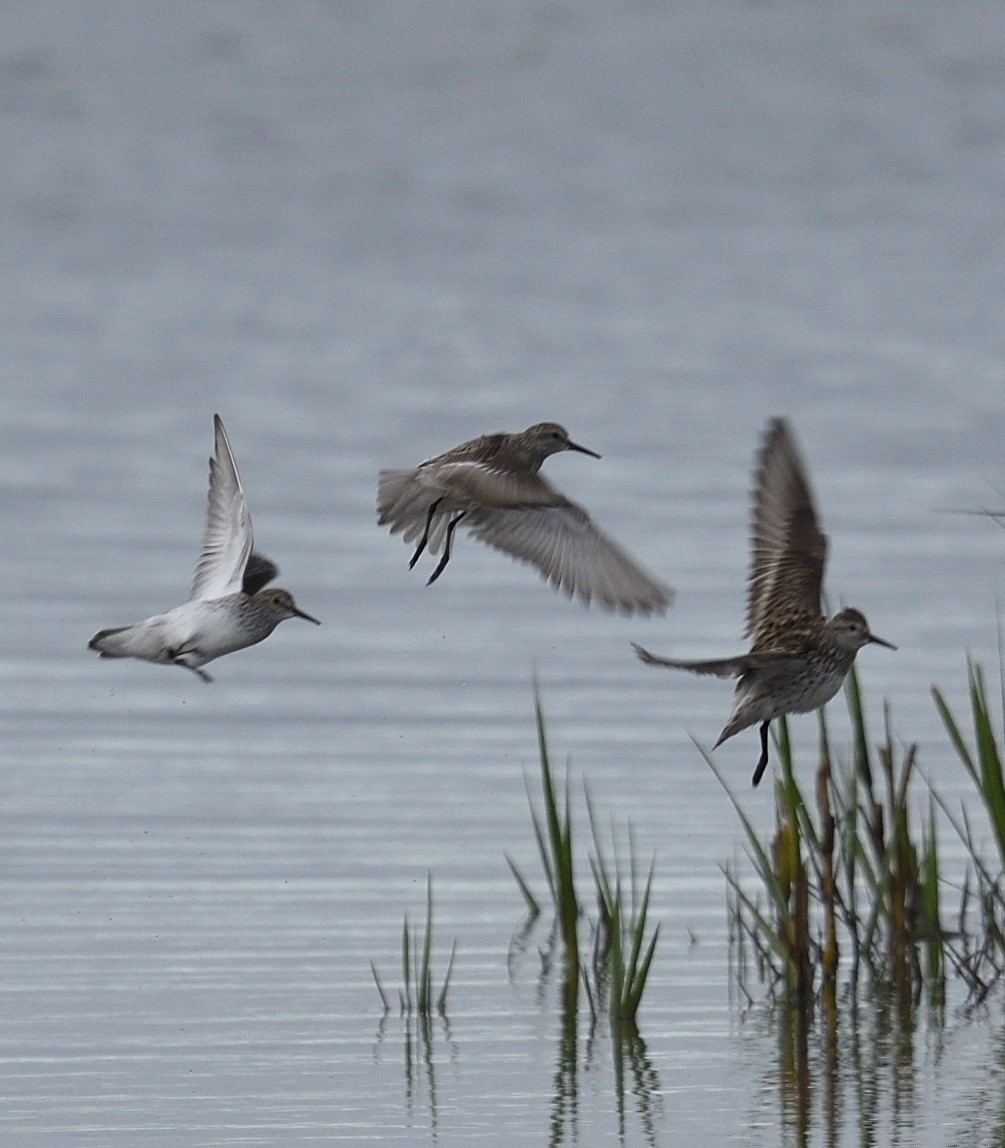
[377,422,671,615]
[634,417,894,785]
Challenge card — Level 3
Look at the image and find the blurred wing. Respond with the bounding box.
[746,418,826,644]
[189,415,253,601]
[242,551,279,595]
[466,499,671,615]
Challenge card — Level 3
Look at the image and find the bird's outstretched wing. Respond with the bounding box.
[746,418,827,647]
[189,415,253,602]
[465,499,671,615]
[242,551,279,595]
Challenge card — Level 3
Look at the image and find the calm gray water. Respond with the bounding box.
[2,2,1005,1144]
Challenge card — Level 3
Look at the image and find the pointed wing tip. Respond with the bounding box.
[631,642,658,664]
[758,417,800,473]
[209,415,240,477]
[213,414,232,451]
[190,413,251,602]
[764,415,790,441]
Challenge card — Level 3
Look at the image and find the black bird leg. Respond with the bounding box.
[409,497,443,569]
[170,653,213,683]
[426,511,467,585]
[752,721,771,786]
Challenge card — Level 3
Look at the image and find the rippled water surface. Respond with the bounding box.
[2,3,1005,1144]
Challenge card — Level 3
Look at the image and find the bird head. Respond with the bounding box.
[256,588,321,626]
[522,422,601,461]
[828,607,895,652]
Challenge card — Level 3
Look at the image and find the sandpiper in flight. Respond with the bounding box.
[89,415,319,682]
[633,417,894,785]
[377,422,671,615]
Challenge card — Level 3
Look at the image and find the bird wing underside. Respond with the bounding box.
[466,501,671,614]
[746,418,827,645]
[189,415,254,602]
[376,458,671,615]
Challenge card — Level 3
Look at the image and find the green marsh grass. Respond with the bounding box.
[508,685,660,1028]
[933,658,1005,870]
[724,666,947,1010]
[932,655,1005,1000]
[585,795,660,1031]
[525,686,580,965]
[371,872,456,1016]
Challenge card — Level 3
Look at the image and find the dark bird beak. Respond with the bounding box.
[868,632,896,650]
[294,607,322,625]
[567,439,601,459]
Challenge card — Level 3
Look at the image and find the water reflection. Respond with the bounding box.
[549,993,579,1147]
[373,1011,458,1143]
[514,912,664,1148]
[951,1021,1005,1147]
[745,988,951,1147]
[610,1026,663,1148]
[5,1,1005,1143]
